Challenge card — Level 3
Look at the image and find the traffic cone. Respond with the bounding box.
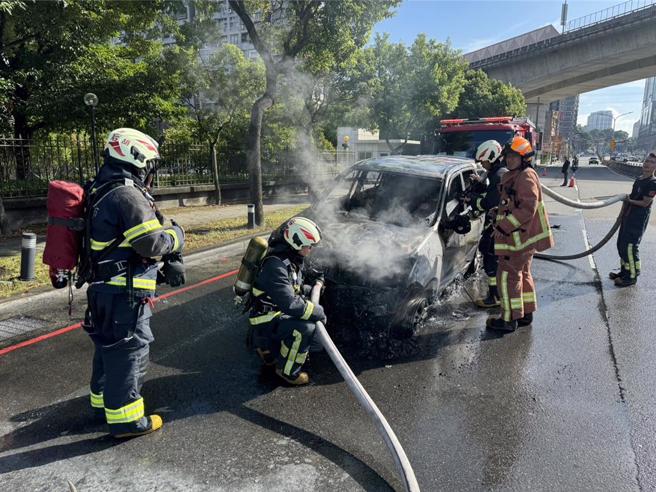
[568,174,577,188]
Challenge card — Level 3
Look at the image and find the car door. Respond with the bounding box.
[439,171,467,284]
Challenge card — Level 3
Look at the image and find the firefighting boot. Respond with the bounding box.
[114,415,163,439]
[486,317,517,333]
[475,286,500,308]
[608,270,622,280]
[517,312,533,327]
[614,276,637,288]
[276,368,310,386]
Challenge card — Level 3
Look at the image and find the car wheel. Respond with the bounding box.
[392,293,430,339]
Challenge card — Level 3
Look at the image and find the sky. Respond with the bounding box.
[372,0,649,134]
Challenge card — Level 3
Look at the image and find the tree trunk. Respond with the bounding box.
[210,142,222,206]
[247,93,273,226]
[12,109,33,180]
[0,195,7,236]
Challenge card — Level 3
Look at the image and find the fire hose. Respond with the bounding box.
[534,185,628,261]
[310,283,420,492]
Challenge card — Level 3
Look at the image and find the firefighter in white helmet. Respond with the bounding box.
[248,217,326,385]
[466,140,508,307]
[82,128,185,437]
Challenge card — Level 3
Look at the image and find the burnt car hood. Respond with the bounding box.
[311,214,431,285]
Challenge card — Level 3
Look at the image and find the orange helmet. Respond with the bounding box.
[506,135,534,158]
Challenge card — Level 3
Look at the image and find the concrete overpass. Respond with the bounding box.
[466,2,656,120]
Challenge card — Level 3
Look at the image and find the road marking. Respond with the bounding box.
[0,269,239,357]
[581,227,596,271]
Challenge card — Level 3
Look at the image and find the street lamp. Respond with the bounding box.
[84,92,100,174]
[612,111,633,131]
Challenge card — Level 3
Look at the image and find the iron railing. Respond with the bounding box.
[0,135,355,198]
[565,0,656,32]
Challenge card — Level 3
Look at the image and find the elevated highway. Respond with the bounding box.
[467,2,656,107]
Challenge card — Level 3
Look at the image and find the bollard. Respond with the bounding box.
[247,204,255,229]
[20,232,36,281]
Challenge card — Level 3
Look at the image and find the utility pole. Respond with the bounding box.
[561,1,569,34]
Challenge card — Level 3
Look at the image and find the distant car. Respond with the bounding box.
[308,155,484,348]
[589,156,599,165]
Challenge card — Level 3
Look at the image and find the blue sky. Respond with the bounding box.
[372,0,648,134]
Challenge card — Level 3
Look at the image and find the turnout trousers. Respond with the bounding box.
[496,252,537,322]
[479,227,498,296]
[252,316,317,378]
[84,289,154,435]
[616,217,647,280]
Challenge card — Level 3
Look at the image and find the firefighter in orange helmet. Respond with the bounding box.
[487,136,555,332]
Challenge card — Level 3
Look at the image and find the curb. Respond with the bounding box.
[0,231,266,316]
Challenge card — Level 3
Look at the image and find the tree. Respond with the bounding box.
[366,34,468,152]
[450,69,526,120]
[228,0,398,226]
[181,44,264,204]
[0,0,214,177]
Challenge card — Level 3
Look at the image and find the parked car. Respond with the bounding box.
[589,156,599,165]
[307,155,484,351]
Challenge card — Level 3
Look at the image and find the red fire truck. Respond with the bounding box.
[426,116,540,159]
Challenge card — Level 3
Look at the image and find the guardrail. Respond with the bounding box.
[565,0,656,33]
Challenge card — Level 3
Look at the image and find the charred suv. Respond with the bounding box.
[308,155,484,349]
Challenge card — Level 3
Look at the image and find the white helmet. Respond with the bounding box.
[283,217,322,250]
[475,140,503,163]
[104,128,160,169]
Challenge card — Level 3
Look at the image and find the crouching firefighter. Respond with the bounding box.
[488,136,554,332]
[248,217,326,385]
[80,128,185,438]
[468,140,508,308]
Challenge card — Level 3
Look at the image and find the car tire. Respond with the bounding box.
[391,290,430,339]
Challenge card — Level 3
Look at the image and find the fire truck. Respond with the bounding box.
[424,116,540,159]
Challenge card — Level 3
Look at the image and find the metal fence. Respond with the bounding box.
[565,0,656,32]
[0,135,355,198]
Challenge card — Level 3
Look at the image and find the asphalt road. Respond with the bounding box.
[0,166,654,491]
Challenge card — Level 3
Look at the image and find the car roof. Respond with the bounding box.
[350,155,476,179]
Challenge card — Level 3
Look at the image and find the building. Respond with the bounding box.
[542,95,578,156]
[587,110,613,131]
[638,77,656,151]
[632,120,641,139]
[336,127,420,161]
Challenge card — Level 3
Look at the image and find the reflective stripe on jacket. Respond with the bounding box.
[494,167,555,255]
[249,253,323,325]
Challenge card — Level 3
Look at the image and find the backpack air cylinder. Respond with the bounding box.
[20,232,37,281]
[234,236,268,296]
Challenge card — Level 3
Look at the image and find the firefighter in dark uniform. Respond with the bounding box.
[609,152,656,287]
[84,128,185,438]
[249,217,326,385]
[467,140,508,308]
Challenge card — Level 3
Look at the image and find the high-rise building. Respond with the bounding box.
[587,110,613,131]
[632,120,641,139]
[543,96,578,156]
[638,77,656,151]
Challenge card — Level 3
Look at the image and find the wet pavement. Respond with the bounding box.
[0,166,653,491]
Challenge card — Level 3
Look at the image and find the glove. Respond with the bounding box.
[309,302,327,324]
[162,252,186,287]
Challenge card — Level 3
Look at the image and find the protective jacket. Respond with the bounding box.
[474,160,508,222]
[625,175,656,230]
[87,162,183,294]
[249,242,325,326]
[494,166,554,255]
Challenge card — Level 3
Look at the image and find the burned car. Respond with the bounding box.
[308,155,484,350]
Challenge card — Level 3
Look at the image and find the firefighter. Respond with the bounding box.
[249,217,326,385]
[85,128,185,437]
[488,136,555,332]
[609,151,656,287]
[468,140,508,308]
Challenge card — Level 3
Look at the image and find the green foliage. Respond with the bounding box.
[0,0,216,136]
[450,69,526,120]
[365,33,467,149]
[181,43,265,145]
